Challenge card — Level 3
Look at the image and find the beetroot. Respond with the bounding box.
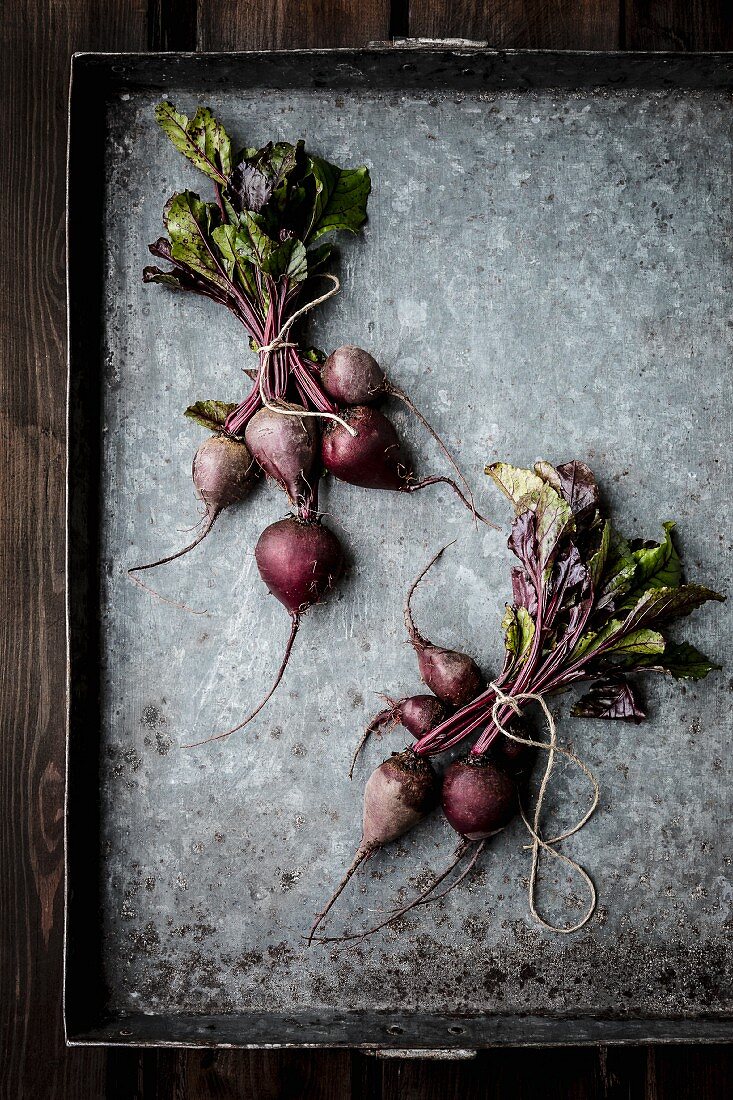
[255,515,343,616]
[348,693,450,779]
[320,345,386,405]
[185,516,343,747]
[404,546,484,708]
[442,755,517,840]
[308,748,440,942]
[320,345,482,513]
[491,718,536,777]
[129,434,256,576]
[321,405,490,523]
[245,404,320,511]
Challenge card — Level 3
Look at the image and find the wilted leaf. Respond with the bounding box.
[486,462,545,511]
[184,400,238,431]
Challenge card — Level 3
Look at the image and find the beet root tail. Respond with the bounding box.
[403,475,498,530]
[388,385,480,524]
[403,541,455,646]
[128,506,220,576]
[307,845,374,945]
[348,703,398,780]
[313,839,487,945]
[183,614,301,749]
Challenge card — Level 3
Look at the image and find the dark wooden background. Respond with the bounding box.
[2,1,732,1096]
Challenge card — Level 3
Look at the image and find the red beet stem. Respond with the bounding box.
[182,614,300,748]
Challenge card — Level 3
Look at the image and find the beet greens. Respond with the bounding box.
[415,460,724,759]
[131,101,492,739]
[313,459,723,942]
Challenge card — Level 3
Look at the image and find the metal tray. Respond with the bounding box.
[66,48,733,1049]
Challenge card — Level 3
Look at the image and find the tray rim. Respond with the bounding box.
[65,45,733,1050]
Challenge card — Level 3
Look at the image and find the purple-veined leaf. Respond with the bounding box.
[572,677,645,722]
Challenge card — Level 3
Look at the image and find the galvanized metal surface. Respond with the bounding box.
[67,51,733,1046]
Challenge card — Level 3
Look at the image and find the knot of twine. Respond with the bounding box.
[490,684,600,934]
[255,273,357,437]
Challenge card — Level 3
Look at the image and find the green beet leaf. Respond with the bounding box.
[636,641,722,681]
[155,102,231,185]
[262,237,308,283]
[210,223,259,298]
[165,192,230,293]
[502,604,535,662]
[307,157,371,242]
[622,584,724,632]
[631,521,682,588]
[184,401,238,431]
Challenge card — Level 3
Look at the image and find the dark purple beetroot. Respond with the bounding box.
[322,405,403,490]
[442,756,517,841]
[186,516,344,748]
[245,404,320,509]
[399,695,450,739]
[414,644,483,708]
[349,693,450,779]
[130,434,256,576]
[319,346,483,517]
[320,346,386,406]
[309,748,440,941]
[321,405,489,524]
[255,515,343,615]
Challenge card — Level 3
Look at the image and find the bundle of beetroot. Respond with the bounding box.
[132,102,491,741]
[310,459,723,942]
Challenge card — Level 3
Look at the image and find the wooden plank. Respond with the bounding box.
[625,0,733,50]
[408,0,621,49]
[198,0,392,51]
[0,2,147,1098]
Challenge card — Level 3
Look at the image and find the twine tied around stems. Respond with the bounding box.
[255,273,357,436]
[490,684,600,934]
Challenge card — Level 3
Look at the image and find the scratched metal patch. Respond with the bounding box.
[78,53,732,1041]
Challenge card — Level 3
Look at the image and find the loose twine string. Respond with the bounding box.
[255,273,357,437]
[490,683,600,934]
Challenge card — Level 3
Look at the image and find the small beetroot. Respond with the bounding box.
[129,433,256,577]
[308,748,440,942]
[442,755,517,840]
[321,405,491,524]
[348,693,450,779]
[185,515,343,747]
[244,403,320,512]
[404,546,484,708]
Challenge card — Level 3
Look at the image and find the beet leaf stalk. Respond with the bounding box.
[143,102,372,514]
[415,459,724,759]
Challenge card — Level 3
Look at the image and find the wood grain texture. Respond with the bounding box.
[408,0,621,49]
[624,0,733,49]
[3,0,733,1097]
[197,0,391,51]
[0,1,147,1098]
